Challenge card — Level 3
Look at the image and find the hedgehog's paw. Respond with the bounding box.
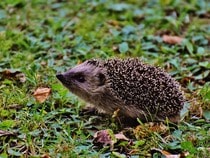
[167,114,181,123]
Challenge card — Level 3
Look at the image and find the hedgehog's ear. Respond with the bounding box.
[98,73,106,86]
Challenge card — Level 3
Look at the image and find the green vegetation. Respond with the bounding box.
[0,0,209,157]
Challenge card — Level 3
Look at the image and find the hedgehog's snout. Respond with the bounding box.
[56,73,66,83]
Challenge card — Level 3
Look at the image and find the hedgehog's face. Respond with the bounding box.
[56,61,106,102]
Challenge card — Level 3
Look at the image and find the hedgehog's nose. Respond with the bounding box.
[56,73,65,82]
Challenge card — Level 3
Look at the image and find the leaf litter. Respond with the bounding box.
[33,87,51,103]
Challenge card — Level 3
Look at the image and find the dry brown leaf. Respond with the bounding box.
[0,69,26,83]
[15,72,26,83]
[93,129,116,150]
[93,130,115,146]
[41,153,51,158]
[151,148,181,158]
[162,35,184,44]
[115,132,129,141]
[33,87,51,103]
[93,130,129,150]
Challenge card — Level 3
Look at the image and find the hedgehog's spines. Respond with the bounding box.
[101,58,184,118]
[86,59,101,66]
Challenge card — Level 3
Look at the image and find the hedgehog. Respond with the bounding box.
[56,58,185,123]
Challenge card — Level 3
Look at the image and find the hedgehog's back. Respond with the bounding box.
[103,58,184,122]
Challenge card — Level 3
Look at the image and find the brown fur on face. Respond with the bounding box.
[56,61,120,113]
[57,61,106,102]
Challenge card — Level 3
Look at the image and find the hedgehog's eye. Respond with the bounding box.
[98,73,106,86]
[74,74,85,83]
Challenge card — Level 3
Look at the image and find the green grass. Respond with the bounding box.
[0,0,210,157]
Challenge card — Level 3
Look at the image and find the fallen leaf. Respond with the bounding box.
[15,72,26,83]
[33,87,51,103]
[115,132,129,141]
[0,69,26,83]
[93,129,130,150]
[41,153,51,158]
[151,148,182,158]
[162,35,184,44]
[93,129,116,149]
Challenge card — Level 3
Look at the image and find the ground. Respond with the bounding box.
[0,0,210,157]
